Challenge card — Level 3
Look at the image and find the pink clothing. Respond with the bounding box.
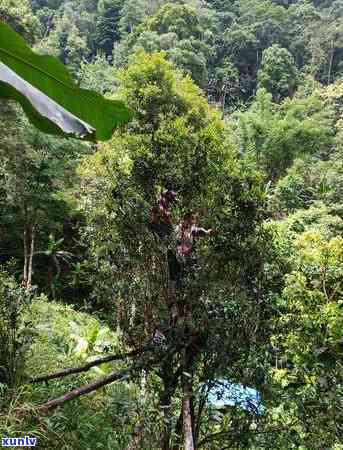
[176,225,208,257]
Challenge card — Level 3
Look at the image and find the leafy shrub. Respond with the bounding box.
[0,268,36,387]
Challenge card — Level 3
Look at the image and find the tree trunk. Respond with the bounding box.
[172,410,183,450]
[221,90,227,120]
[159,362,183,450]
[182,378,195,450]
[23,227,28,284]
[327,41,334,85]
[37,367,131,413]
[194,387,207,445]
[160,388,172,450]
[27,225,35,287]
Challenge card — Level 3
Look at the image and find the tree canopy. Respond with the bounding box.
[0,1,343,449]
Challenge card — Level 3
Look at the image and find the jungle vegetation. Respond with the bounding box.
[0,1,342,449]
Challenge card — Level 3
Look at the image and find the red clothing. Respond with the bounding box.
[150,198,172,226]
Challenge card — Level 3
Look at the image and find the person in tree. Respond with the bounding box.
[176,212,216,260]
[168,211,217,296]
[152,327,166,346]
[149,190,177,240]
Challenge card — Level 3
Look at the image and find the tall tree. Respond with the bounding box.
[257,44,299,101]
[78,51,273,448]
[95,0,122,57]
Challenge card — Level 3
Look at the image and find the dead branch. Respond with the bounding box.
[29,346,152,384]
[37,367,132,414]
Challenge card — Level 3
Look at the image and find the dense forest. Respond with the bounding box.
[0,0,343,448]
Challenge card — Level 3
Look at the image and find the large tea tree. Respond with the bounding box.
[78,51,275,449]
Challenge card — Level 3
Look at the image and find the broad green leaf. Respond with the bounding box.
[0,22,133,141]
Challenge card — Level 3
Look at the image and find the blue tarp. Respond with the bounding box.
[204,379,264,415]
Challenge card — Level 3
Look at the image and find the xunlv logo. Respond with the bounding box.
[2,437,37,447]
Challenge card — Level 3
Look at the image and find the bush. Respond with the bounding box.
[0,268,36,387]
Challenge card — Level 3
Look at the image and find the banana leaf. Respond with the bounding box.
[0,22,133,141]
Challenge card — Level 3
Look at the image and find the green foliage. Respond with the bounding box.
[0,0,41,42]
[118,51,228,195]
[0,22,132,141]
[208,57,241,112]
[78,51,239,311]
[272,154,343,212]
[77,52,275,449]
[6,0,341,105]
[258,44,299,101]
[0,268,35,388]
[33,3,94,69]
[0,101,90,296]
[95,0,121,56]
[0,296,149,450]
[217,0,289,99]
[234,88,334,178]
[116,2,216,86]
[305,1,343,84]
[118,0,150,35]
[79,55,119,94]
[28,298,120,372]
[268,230,343,448]
[273,202,343,246]
[1,0,343,448]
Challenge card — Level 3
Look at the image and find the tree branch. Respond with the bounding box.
[29,346,152,384]
[37,367,132,414]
